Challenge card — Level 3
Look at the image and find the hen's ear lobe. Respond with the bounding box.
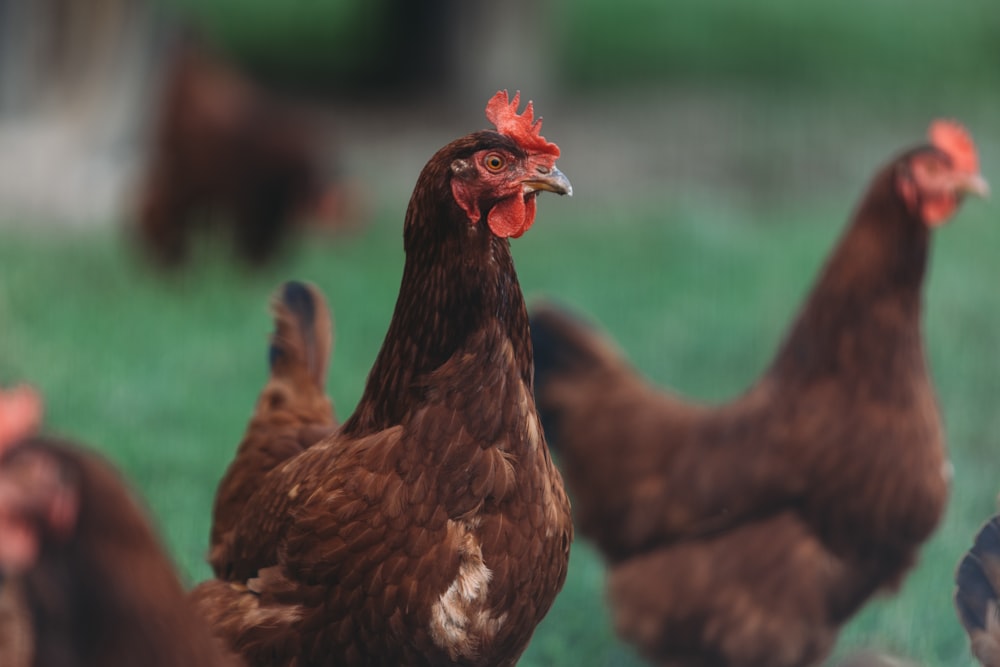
[450,171,482,224]
[451,159,474,177]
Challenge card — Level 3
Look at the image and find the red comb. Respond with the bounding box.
[485,90,560,158]
[929,119,979,174]
[0,385,42,451]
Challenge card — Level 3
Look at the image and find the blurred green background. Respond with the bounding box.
[165,0,999,93]
[1,0,998,665]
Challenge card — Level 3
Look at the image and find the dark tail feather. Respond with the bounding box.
[530,302,615,395]
[269,281,332,390]
[956,515,1000,666]
[208,282,336,577]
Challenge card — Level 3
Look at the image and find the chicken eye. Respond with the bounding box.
[484,153,506,172]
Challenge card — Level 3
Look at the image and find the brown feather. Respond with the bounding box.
[0,578,32,667]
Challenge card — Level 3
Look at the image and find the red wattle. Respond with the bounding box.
[488,196,536,238]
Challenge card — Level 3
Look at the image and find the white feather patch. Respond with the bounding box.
[429,521,506,660]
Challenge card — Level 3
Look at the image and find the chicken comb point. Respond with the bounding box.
[929,119,979,174]
[0,384,43,452]
[486,90,560,158]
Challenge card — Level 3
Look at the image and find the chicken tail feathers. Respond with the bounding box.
[530,302,629,447]
[955,515,1000,666]
[208,281,337,574]
[530,303,616,392]
[189,578,300,665]
[269,280,332,390]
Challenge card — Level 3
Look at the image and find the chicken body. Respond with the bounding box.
[136,44,338,267]
[531,123,987,666]
[0,437,242,667]
[192,92,573,666]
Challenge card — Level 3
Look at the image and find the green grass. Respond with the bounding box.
[1,183,996,664]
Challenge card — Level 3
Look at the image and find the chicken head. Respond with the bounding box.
[897,120,989,226]
[450,90,572,239]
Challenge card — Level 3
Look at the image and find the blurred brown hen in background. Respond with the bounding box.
[135,42,353,268]
[0,388,243,667]
[530,121,988,667]
[190,91,573,666]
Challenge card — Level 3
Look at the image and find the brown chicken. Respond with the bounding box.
[0,385,42,667]
[190,90,574,666]
[0,432,243,667]
[530,120,988,666]
[136,43,346,267]
[955,514,1000,666]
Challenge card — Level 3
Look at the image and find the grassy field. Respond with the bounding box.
[1,174,996,665]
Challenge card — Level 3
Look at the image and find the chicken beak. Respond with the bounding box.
[523,166,573,197]
[960,172,990,199]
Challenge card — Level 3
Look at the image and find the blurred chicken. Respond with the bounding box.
[0,402,242,665]
[208,281,337,577]
[0,384,42,667]
[136,43,354,268]
[190,91,573,666]
[531,121,988,666]
[956,515,1000,667]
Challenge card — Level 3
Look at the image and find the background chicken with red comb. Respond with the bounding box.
[529,120,987,667]
[930,119,980,175]
[0,387,42,451]
[0,433,244,667]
